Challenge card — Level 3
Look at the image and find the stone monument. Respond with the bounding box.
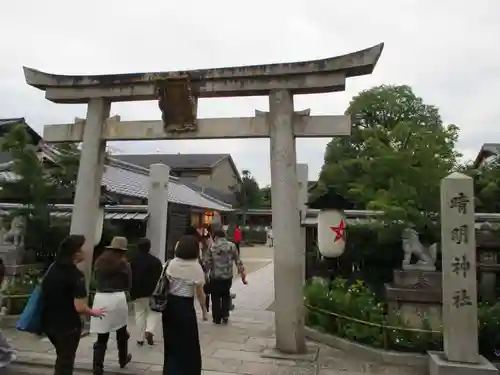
[428,172,497,375]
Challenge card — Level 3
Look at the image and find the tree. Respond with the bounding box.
[0,124,81,258]
[235,170,261,209]
[317,85,460,231]
[260,185,271,208]
[457,158,500,213]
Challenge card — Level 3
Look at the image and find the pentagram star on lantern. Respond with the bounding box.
[330,220,345,242]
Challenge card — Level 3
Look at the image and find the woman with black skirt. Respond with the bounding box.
[163,234,208,375]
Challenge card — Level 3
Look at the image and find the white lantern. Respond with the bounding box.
[317,209,346,258]
[307,187,352,258]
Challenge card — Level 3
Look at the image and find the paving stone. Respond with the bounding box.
[6,257,428,375]
[202,356,243,373]
[237,361,281,375]
[212,348,274,363]
[276,364,317,375]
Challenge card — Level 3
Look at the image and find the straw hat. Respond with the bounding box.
[106,236,128,251]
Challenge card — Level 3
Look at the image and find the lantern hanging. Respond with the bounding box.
[307,187,353,258]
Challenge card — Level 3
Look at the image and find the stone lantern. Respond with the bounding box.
[307,187,352,258]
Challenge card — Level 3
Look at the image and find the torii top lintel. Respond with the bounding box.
[23,43,383,104]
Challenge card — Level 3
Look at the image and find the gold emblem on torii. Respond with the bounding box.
[156,75,198,133]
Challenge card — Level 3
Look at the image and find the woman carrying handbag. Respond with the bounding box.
[151,234,207,375]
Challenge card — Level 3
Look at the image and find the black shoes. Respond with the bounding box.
[145,331,154,346]
[119,353,132,369]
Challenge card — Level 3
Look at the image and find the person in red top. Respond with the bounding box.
[233,225,242,256]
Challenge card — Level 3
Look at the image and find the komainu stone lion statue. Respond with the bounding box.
[3,216,25,247]
[402,227,437,271]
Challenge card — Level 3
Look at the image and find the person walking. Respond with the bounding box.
[90,236,133,375]
[232,224,242,256]
[163,234,208,375]
[200,228,212,313]
[41,235,105,375]
[205,229,246,325]
[129,238,162,346]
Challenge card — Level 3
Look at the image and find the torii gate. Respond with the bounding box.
[23,42,383,354]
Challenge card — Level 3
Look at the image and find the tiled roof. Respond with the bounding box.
[474,143,500,168]
[0,118,42,144]
[104,159,232,210]
[0,156,233,212]
[0,118,44,165]
[114,153,228,170]
[179,178,235,204]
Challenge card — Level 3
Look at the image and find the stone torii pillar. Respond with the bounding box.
[23,42,383,354]
[69,99,110,287]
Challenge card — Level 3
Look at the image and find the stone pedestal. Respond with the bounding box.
[429,351,498,375]
[385,269,442,329]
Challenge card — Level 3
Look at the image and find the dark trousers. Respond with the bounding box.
[234,242,240,255]
[203,282,210,312]
[47,327,81,375]
[210,278,232,322]
[93,325,130,374]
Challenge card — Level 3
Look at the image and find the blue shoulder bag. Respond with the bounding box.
[16,263,53,335]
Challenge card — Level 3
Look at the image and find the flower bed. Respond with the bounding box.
[304,278,500,360]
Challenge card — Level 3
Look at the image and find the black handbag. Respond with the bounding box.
[149,261,171,313]
[203,276,211,295]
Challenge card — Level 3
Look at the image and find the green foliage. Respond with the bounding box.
[309,224,404,295]
[2,266,44,315]
[478,301,500,358]
[0,124,53,225]
[457,157,500,212]
[318,85,460,231]
[0,124,81,258]
[259,185,271,208]
[304,279,500,358]
[235,170,262,209]
[304,279,386,347]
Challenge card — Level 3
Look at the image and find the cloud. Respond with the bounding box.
[1,0,499,186]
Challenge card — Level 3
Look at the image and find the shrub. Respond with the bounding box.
[2,266,43,314]
[304,278,500,359]
[306,223,444,297]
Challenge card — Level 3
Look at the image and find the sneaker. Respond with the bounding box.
[137,341,144,346]
[222,317,229,325]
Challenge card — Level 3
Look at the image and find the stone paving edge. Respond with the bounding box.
[304,326,428,368]
[12,353,159,375]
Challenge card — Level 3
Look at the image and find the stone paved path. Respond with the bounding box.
[5,246,425,374]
